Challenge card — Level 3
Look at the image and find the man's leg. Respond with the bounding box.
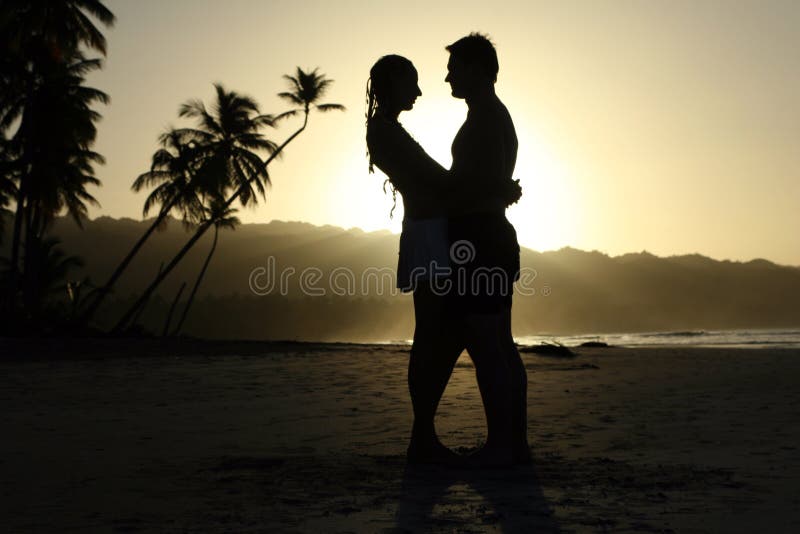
[500,307,530,463]
[463,312,514,466]
[407,287,464,462]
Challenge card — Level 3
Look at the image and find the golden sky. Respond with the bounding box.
[87,0,800,265]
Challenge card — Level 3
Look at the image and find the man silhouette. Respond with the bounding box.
[444,32,528,466]
[401,34,528,467]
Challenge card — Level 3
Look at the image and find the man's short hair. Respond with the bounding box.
[446,32,499,82]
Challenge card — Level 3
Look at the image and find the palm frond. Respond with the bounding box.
[71,8,110,55]
[77,0,117,26]
[277,68,344,120]
[315,103,346,112]
[67,57,104,76]
[277,92,304,106]
[253,113,276,128]
[273,109,300,122]
[282,74,302,93]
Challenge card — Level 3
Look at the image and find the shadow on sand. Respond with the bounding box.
[394,461,559,532]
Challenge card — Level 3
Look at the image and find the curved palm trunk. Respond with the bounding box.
[6,181,27,312]
[6,93,35,313]
[111,213,214,333]
[9,186,26,271]
[162,281,186,337]
[131,260,163,328]
[112,117,308,334]
[173,224,218,336]
[21,196,37,314]
[82,197,179,323]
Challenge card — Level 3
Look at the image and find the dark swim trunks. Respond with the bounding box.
[445,211,520,315]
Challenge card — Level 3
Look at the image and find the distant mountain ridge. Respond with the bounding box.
[1,213,798,341]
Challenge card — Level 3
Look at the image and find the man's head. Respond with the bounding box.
[445,32,498,99]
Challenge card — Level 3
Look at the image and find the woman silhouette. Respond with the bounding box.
[366,55,461,464]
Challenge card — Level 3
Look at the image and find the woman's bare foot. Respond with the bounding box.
[407,438,462,466]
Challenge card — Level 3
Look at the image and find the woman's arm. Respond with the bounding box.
[367,118,452,193]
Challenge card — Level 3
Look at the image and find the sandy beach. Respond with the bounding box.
[1,339,799,533]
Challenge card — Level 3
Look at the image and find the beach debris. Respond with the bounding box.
[518,341,576,357]
[579,341,612,348]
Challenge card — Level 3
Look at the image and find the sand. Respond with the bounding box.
[1,339,799,533]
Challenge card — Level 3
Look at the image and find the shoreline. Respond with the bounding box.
[2,335,799,361]
[0,337,409,360]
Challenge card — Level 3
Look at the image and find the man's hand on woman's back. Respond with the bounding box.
[502,179,522,206]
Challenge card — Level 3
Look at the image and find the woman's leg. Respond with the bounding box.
[407,286,464,462]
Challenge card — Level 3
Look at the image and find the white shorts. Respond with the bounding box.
[397,217,450,292]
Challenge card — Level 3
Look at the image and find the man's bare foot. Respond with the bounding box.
[407,439,462,466]
[513,443,532,465]
[464,443,514,468]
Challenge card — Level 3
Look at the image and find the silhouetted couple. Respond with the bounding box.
[366,33,529,467]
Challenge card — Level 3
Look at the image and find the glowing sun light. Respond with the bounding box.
[342,97,578,253]
[506,125,578,253]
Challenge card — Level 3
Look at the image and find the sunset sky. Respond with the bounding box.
[86,0,800,265]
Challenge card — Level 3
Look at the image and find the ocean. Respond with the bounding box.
[386,328,800,348]
[514,328,800,349]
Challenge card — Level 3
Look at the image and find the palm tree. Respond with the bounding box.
[136,129,208,222]
[112,70,344,333]
[111,84,277,332]
[0,0,115,60]
[0,134,17,312]
[12,55,106,222]
[176,84,277,206]
[4,53,107,315]
[80,128,207,322]
[172,199,239,336]
[268,67,346,169]
[0,1,113,318]
[1,0,114,273]
[21,142,103,313]
[0,135,15,242]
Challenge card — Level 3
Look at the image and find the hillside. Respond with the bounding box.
[2,214,799,341]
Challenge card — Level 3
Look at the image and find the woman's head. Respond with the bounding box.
[366,55,421,119]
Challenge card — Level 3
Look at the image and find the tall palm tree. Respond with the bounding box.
[267,67,346,169]
[21,143,103,313]
[1,0,113,270]
[172,199,239,336]
[0,0,115,60]
[5,53,107,314]
[81,128,207,322]
[176,84,276,206]
[0,0,113,127]
[136,129,208,222]
[12,55,106,225]
[112,71,344,333]
[0,135,15,242]
[111,84,278,332]
[0,0,113,317]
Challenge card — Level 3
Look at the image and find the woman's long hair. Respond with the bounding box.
[366,54,414,218]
